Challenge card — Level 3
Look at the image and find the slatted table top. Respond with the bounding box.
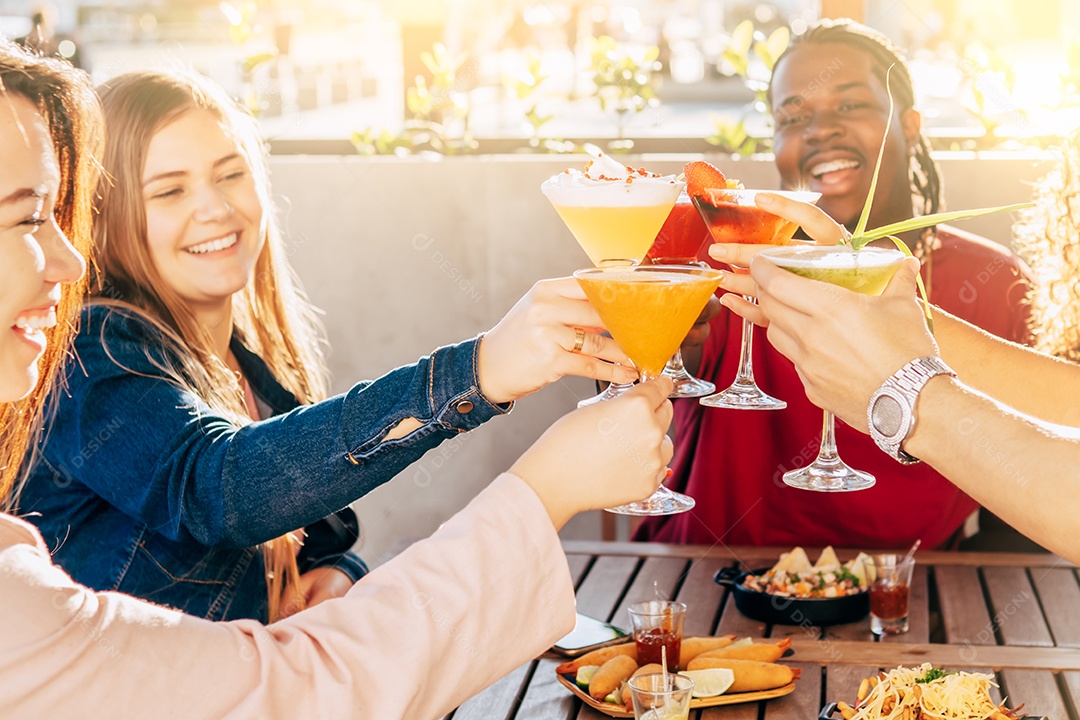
[446,542,1080,720]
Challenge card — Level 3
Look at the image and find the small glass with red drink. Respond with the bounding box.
[628,600,686,667]
[869,553,915,635]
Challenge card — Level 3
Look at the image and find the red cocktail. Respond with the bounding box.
[690,187,819,410]
[646,194,711,265]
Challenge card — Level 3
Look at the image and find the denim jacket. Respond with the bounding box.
[19,305,510,621]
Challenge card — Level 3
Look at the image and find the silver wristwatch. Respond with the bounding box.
[867,356,956,464]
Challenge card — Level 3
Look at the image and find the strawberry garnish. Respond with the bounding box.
[683,161,727,199]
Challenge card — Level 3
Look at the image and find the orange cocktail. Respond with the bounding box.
[574,265,723,516]
[575,266,723,378]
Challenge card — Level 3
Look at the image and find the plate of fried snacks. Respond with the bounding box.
[715,546,872,626]
[555,635,799,717]
[818,663,1041,720]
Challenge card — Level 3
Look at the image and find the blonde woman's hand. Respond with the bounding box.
[478,277,639,404]
[511,378,675,529]
[711,192,850,327]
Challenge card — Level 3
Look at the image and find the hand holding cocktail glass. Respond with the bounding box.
[711,192,921,491]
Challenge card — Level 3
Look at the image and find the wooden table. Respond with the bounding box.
[447,542,1080,719]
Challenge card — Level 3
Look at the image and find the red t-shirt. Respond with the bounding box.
[635,227,1033,549]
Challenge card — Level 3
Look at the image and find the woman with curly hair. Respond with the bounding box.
[1013,130,1080,362]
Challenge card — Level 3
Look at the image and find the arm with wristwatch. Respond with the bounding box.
[709,192,1080,565]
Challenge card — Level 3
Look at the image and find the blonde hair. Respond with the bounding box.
[0,42,102,511]
[92,70,330,620]
[1013,130,1080,361]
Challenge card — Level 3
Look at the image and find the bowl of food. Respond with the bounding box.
[714,546,870,626]
[818,664,1039,719]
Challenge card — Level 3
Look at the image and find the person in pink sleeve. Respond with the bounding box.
[0,41,674,718]
[637,19,1034,550]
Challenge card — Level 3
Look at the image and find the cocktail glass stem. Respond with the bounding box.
[699,293,786,410]
[781,411,876,492]
[661,349,716,399]
[577,378,635,408]
[605,373,696,516]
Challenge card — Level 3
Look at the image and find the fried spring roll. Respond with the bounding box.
[589,655,638,701]
[555,643,637,675]
[684,658,800,692]
[692,638,791,664]
[676,635,737,669]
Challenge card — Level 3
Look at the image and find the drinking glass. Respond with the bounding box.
[760,246,907,491]
[691,189,820,410]
[542,171,683,407]
[628,600,686,668]
[575,265,723,514]
[629,673,694,720]
[870,553,915,635]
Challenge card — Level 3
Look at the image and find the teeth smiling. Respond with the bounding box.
[810,159,861,178]
[14,309,56,332]
[186,233,238,255]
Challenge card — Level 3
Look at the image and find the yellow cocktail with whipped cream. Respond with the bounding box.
[551,204,675,266]
[542,150,683,266]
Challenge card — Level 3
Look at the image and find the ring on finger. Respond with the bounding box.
[571,326,586,353]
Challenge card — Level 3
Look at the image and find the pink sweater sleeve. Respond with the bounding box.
[0,473,576,719]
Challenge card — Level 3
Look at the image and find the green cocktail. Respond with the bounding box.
[759,245,906,492]
[762,246,906,295]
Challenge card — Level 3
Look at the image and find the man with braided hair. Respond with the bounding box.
[637,19,1034,550]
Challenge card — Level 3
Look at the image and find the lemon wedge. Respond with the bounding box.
[681,668,735,698]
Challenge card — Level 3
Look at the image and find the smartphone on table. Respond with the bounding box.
[551,612,629,657]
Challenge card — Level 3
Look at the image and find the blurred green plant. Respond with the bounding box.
[221,2,276,116]
[503,48,559,149]
[959,42,1028,147]
[352,42,478,156]
[720,20,789,111]
[706,116,770,155]
[588,35,660,145]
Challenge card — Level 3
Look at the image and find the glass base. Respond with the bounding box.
[577,381,635,408]
[699,379,787,410]
[662,365,716,399]
[782,457,875,492]
[871,614,909,635]
[606,485,695,516]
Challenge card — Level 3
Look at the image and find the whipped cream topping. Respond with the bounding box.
[541,146,683,207]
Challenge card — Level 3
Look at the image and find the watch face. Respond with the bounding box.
[872,394,905,437]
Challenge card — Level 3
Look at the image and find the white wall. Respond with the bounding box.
[267,152,1050,564]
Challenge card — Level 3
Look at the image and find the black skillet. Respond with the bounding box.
[714,566,870,627]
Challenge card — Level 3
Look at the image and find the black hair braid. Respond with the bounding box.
[771,19,945,251]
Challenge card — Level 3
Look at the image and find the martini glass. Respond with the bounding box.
[645,191,716,398]
[759,245,907,492]
[543,175,682,406]
[692,188,821,410]
[574,265,723,515]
